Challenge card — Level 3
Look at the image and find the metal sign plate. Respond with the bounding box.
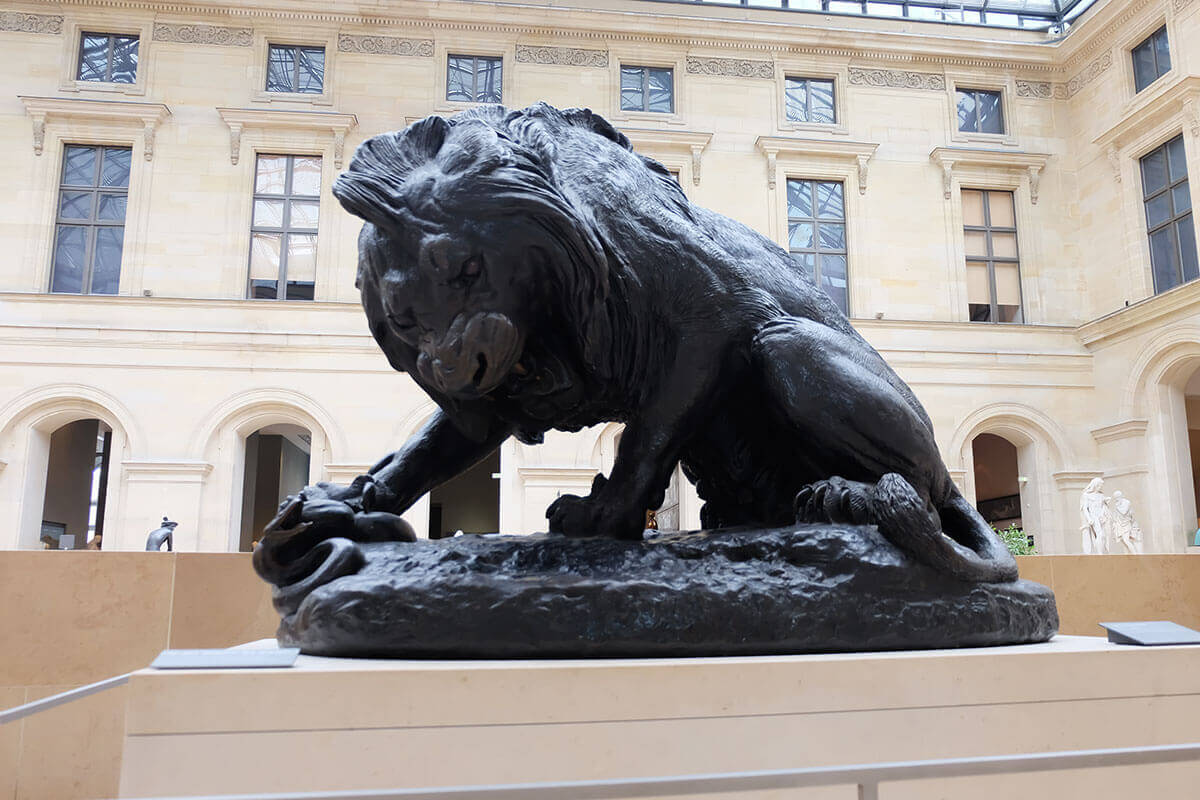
[150,648,300,669]
[1099,621,1200,646]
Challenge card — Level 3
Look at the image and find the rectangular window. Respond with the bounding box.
[51,145,131,295]
[265,44,325,94]
[787,179,848,315]
[249,154,321,301]
[447,55,502,103]
[77,32,139,83]
[785,77,835,124]
[1141,135,1197,294]
[620,66,674,113]
[956,88,1004,134]
[963,189,1022,323]
[1132,26,1171,93]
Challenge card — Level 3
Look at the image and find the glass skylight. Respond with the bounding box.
[682,0,1098,30]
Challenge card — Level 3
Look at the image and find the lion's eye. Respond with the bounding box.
[449,257,483,290]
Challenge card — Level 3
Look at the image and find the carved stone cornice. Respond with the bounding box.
[337,33,433,57]
[1052,470,1104,490]
[121,460,213,482]
[1091,419,1149,445]
[1093,76,1200,150]
[755,136,878,193]
[686,56,772,80]
[19,96,170,160]
[217,107,358,167]
[1,11,62,34]
[848,66,944,91]
[929,146,1050,204]
[153,22,252,46]
[515,44,607,67]
[620,128,712,186]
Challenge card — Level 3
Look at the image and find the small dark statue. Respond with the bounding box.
[146,517,176,552]
[255,103,1056,657]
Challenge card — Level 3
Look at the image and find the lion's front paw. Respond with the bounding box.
[546,493,604,537]
[794,476,875,526]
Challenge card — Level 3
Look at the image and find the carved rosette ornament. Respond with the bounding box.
[848,66,944,91]
[153,23,252,47]
[685,56,773,80]
[337,34,434,57]
[514,45,608,68]
[0,12,63,34]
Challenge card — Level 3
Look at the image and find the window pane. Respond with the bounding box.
[91,227,123,294]
[59,191,93,220]
[997,304,1022,323]
[110,36,138,84]
[620,67,644,111]
[447,56,474,101]
[253,199,284,227]
[63,146,97,187]
[297,47,324,93]
[286,233,317,283]
[250,232,282,281]
[291,157,321,196]
[266,45,295,92]
[994,261,1021,305]
[1146,193,1172,229]
[478,58,502,103]
[819,254,848,314]
[1141,147,1168,194]
[961,190,985,226]
[992,232,1018,259]
[787,180,812,218]
[818,222,846,250]
[815,182,844,220]
[101,147,132,188]
[255,156,288,193]
[966,261,990,304]
[51,226,88,293]
[1179,215,1198,283]
[788,222,814,249]
[286,281,315,301]
[1149,226,1180,292]
[647,68,673,113]
[791,252,815,278]
[969,303,993,322]
[289,200,320,230]
[785,78,808,122]
[97,193,127,221]
[956,90,976,132]
[977,91,1004,134]
[1132,41,1156,92]
[964,230,988,257]
[1167,136,1187,183]
[988,191,1015,227]
[810,80,835,124]
[1173,183,1192,215]
[828,1,864,11]
[77,34,109,81]
[1154,28,1171,77]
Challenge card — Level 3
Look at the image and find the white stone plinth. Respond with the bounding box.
[118,636,1200,799]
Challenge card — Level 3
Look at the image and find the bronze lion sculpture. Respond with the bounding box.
[254,102,1017,597]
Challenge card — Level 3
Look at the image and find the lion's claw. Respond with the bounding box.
[795,477,875,526]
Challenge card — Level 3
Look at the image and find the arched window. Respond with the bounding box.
[39,418,111,550]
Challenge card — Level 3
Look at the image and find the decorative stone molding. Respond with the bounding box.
[1094,77,1200,151]
[686,56,772,80]
[19,96,170,160]
[1,11,62,34]
[1175,0,1195,12]
[153,23,252,47]
[121,460,214,482]
[1052,470,1105,491]
[1091,419,1150,445]
[217,107,358,168]
[1016,80,1068,100]
[755,136,878,193]
[848,66,944,92]
[337,34,433,57]
[620,128,712,186]
[1065,51,1112,98]
[515,44,607,67]
[928,146,1050,204]
[1107,145,1122,183]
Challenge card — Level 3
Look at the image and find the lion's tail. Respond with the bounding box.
[872,473,1019,584]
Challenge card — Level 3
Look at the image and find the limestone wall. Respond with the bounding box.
[1,0,1200,552]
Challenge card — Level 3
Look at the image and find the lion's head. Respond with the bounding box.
[332,104,615,400]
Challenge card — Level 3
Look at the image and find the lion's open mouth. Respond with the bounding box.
[417,311,524,396]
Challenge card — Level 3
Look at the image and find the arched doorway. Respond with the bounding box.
[971,432,1024,539]
[1184,368,1200,539]
[238,423,311,551]
[39,418,111,550]
[428,448,501,538]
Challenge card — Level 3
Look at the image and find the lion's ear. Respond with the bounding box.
[333,116,452,229]
[560,107,631,151]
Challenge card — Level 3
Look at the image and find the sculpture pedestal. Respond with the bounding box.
[117,636,1200,798]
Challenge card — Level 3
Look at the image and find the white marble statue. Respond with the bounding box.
[1109,491,1144,555]
[1079,477,1110,555]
